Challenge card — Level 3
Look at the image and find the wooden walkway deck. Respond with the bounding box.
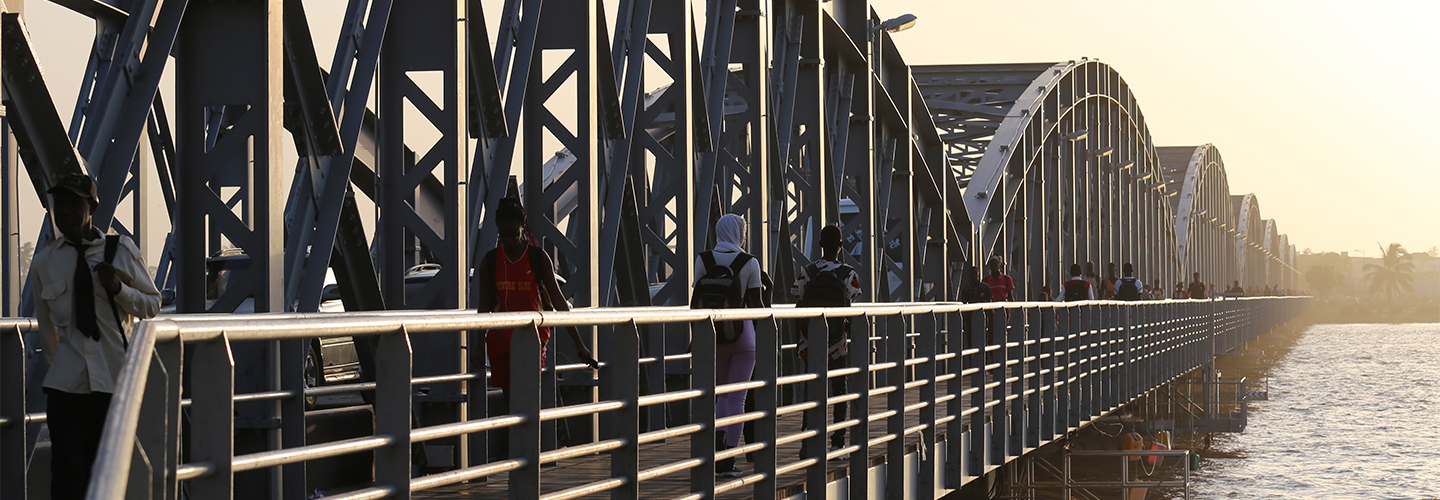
[415,388,940,499]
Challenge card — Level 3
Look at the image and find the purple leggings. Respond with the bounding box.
[715,321,756,447]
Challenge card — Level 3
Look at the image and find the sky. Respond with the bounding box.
[16,0,1440,259]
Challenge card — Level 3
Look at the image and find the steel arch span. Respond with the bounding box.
[917,60,1182,299]
[1159,144,1238,293]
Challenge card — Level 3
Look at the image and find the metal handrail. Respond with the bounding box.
[78,297,1309,499]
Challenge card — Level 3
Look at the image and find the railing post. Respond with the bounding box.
[990,306,1008,464]
[849,312,873,499]
[751,315,778,500]
[467,329,488,469]
[127,349,173,500]
[943,309,964,490]
[886,313,906,498]
[157,338,183,500]
[280,338,306,500]
[1025,307,1042,449]
[604,321,641,500]
[917,310,937,500]
[803,315,828,500]
[688,319,716,498]
[1,325,23,500]
[377,328,413,498]
[1007,306,1024,457]
[190,335,235,500]
[1039,307,1057,443]
[967,308,986,476]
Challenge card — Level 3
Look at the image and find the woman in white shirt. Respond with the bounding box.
[693,214,764,477]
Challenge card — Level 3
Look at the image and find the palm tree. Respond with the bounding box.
[1363,243,1415,300]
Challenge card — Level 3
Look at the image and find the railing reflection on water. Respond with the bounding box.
[0,298,1309,500]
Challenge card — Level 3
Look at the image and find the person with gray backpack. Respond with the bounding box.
[692,213,764,477]
[790,224,861,460]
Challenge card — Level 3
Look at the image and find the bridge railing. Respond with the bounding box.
[58,297,1307,500]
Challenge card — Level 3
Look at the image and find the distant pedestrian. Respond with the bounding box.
[791,224,861,461]
[1057,264,1096,302]
[959,267,991,350]
[1103,262,1120,299]
[1037,285,1053,302]
[476,198,599,400]
[1171,282,1189,299]
[982,256,1016,302]
[961,267,992,304]
[1083,262,1101,298]
[692,213,764,477]
[34,174,162,500]
[1114,263,1144,301]
[1187,272,1208,299]
[1227,280,1245,296]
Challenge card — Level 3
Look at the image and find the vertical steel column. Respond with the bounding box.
[377,0,467,472]
[377,0,467,310]
[623,0,696,308]
[174,0,284,313]
[175,6,286,496]
[722,0,771,267]
[0,117,16,316]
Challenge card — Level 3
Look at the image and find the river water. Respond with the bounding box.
[1190,323,1440,499]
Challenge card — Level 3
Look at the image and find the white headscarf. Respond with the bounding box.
[713,213,746,253]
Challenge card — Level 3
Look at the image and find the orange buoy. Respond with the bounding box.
[1122,432,1144,461]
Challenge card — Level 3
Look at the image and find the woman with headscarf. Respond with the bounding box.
[693,213,764,477]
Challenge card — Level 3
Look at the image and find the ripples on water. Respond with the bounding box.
[1192,323,1440,500]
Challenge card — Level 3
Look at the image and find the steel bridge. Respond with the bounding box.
[0,0,1309,499]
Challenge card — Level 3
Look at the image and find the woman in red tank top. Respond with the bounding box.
[476,199,598,395]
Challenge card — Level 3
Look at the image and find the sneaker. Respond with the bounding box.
[716,457,743,477]
[828,445,850,461]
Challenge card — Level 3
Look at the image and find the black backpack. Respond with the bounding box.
[1115,277,1141,301]
[1063,278,1091,302]
[796,262,853,308]
[691,251,753,344]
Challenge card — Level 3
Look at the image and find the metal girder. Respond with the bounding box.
[1158,144,1236,291]
[72,0,185,239]
[918,60,1182,298]
[1,14,84,196]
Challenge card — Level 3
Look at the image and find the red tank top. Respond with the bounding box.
[494,245,544,313]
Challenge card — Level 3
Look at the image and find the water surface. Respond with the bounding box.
[1192,323,1440,499]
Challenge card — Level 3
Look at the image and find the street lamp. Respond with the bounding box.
[874,14,918,34]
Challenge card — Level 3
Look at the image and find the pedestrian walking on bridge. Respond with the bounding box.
[34,174,162,500]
